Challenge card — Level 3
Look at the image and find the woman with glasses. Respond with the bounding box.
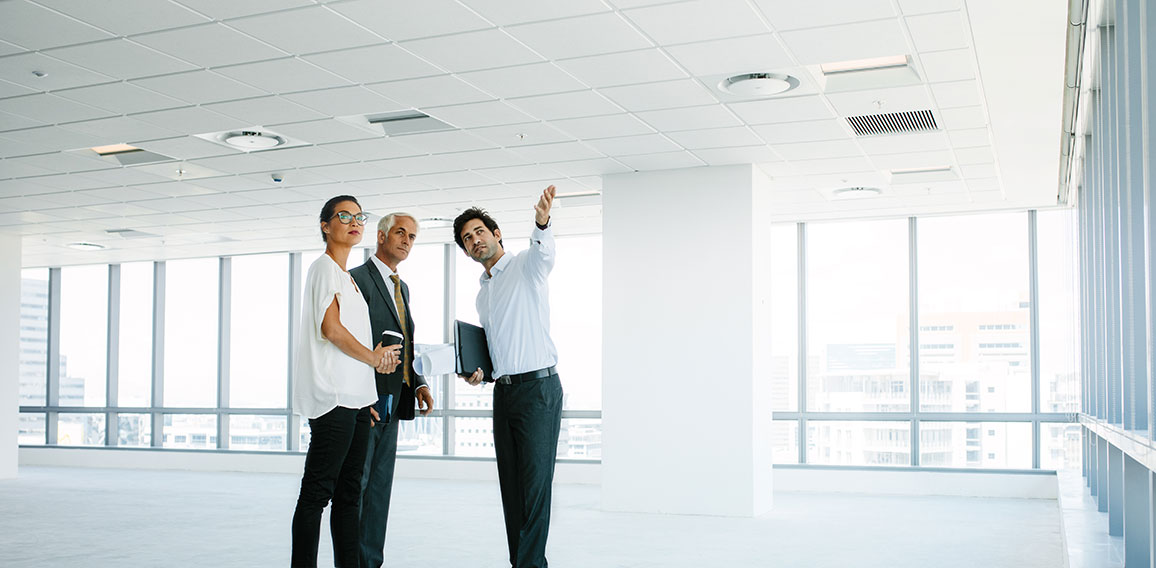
[291,195,399,567]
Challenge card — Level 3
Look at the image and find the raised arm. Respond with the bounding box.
[526,185,556,280]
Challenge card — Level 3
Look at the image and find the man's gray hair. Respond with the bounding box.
[377,211,419,235]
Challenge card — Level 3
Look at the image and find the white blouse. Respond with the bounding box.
[293,253,378,419]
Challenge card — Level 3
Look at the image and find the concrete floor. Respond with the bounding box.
[0,466,1062,567]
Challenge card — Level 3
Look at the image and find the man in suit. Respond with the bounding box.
[349,212,434,568]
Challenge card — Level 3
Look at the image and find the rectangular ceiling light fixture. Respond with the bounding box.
[91,143,140,156]
[366,110,454,136]
[889,165,957,184]
[820,55,909,75]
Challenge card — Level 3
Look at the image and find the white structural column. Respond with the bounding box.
[601,165,773,517]
[0,234,20,478]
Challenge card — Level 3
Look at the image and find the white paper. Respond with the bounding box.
[414,343,457,376]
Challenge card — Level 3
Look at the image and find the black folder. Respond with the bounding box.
[454,320,494,383]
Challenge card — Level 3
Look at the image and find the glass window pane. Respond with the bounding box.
[807,220,910,412]
[299,416,311,453]
[117,413,151,447]
[229,415,287,451]
[404,243,445,345]
[918,421,1032,469]
[1040,423,1082,470]
[453,416,494,457]
[398,416,443,456]
[58,413,106,446]
[19,413,45,445]
[118,262,153,407]
[19,268,48,406]
[770,224,798,412]
[560,418,601,460]
[552,235,601,411]
[163,414,217,449]
[918,213,1031,413]
[164,259,218,408]
[806,420,910,466]
[772,420,799,464]
[1037,210,1080,412]
[60,265,108,407]
[230,254,288,409]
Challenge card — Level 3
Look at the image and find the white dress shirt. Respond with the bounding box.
[477,224,558,378]
[293,254,377,419]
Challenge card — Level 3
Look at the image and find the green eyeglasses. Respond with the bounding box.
[332,211,369,225]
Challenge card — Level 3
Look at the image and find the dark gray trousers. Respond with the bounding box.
[493,373,564,568]
[358,413,400,568]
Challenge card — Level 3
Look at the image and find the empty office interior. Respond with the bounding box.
[0,0,1153,566]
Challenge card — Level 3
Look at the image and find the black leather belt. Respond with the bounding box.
[495,366,556,385]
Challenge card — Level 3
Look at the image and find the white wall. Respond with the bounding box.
[0,233,20,479]
[601,165,773,517]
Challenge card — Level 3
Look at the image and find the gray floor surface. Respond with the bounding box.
[0,466,1062,567]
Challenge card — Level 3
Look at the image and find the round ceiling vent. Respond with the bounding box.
[718,73,799,97]
[832,187,883,199]
[222,130,285,150]
[419,217,454,229]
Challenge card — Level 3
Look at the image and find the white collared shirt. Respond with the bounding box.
[476,224,558,378]
[369,253,401,318]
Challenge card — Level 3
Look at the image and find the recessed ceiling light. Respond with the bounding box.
[831,187,883,199]
[820,55,909,75]
[718,73,799,97]
[32,70,47,78]
[419,217,453,229]
[223,131,285,149]
[91,143,140,156]
[67,242,105,251]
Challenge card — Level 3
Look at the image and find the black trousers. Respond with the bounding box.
[291,405,372,568]
[358,412,401,568]
[493,373,564,568]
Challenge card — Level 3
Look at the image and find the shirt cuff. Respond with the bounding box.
[415,384,430,392]
[531,221,551,237]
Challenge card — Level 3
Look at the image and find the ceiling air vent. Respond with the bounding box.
[367,110,454,136]
[846,109,937,136]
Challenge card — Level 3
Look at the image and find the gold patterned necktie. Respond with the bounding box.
[389,274,411,387]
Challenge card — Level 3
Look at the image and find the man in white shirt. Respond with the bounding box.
[349,212,435,568]
[456,186,563,568]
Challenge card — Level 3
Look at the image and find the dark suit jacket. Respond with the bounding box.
[350,258,427,421]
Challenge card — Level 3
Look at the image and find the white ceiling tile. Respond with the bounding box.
[328,0,490,42]
[555,49,687,88]
[599,79,717,112]
[172,0,313,20]
[551,114,654,140]
[367,75,493,108]
[930,80,981,109]
[425,101,535,129]
[424,148,526,171]
[548,157,631,177]
[374,155,455,176]
[134,106,247,134]
[267,119,378,145]
[36,0,211,35]
[779,20,909,65]
[508,91,621,121]
[133,70,267,105]
[897,0,963,15]
[824,85,933,117]
[0,159,54,179]
[666,126,763,149]
[0,52,115,91]
[77,168,173,188]
[189,153,284,175]
[938,106,986,130]
[953,146,994,165]
[772,139,862,160]
[303,44,441,85]
[241,145,353,169]
[507,13,651,60]
[206,96,327,128]
[284,86,404,117]
[0,110,45,131]
[857,131,948,154]
[947,128,990,148]
[918,49,975,83]
[228,6,384,55]
[47,39,198,80]
[636,104,742,131]
[750,119,849,143]
[693,145,781,165]
[664,34,793,77]
[407,170,495,189]
[5,150,114,174]
[1,93,113,124]
[55,82,186,115]
[458,0,610,25]
[623,0,770,45]
[131,180,221,197]
[0,39,24,57]
[324,137,422,162]
[474,164,564,184]
[728,95,832,124]
[61,116,181,143]
[959,162,996,178]
[616,150,704,171]
[753,0,896,31]
[133,23,289,68]
[467,122,575,147]
[0,1,113,50]
[790,156,872,175]
[136,136,235,160]
[85,202,169,216]
[37,189,115,207]
[401,30,544,73]
[0,78,37,98]
[302,161,399,182]
[459,63,587,99]
[13,172,115,191]
[870,150,953,170]
[905,12,969,52]
[214,58,351,94]
[512,141,604,163]
[966,177,1000,191]
[391,130,496,154]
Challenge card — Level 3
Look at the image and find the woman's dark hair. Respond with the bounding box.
[452,207,502,250]
[319,195,360,242]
